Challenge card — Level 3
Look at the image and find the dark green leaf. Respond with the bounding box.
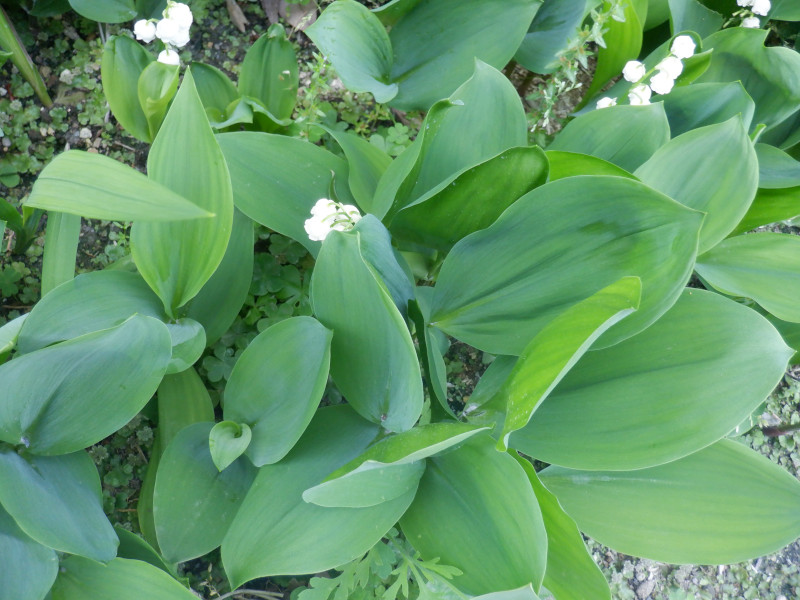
[514,0,586,74]
[67,0,137,22]
[661,82,755,137]
[668,0,723,38]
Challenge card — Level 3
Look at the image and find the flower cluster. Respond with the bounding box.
[133,1,193,66]
[304,199,362,242]
[596,35,696,109]
[737,0,771,28]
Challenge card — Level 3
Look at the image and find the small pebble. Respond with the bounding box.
[79,127,92,139]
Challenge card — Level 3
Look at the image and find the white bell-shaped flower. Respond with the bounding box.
[157,48,181,66]
[628,84,652,106]
[741,16,762,27]
[596,97,617,109]
[751,0,770,16]
[134,19,157,43]
[649,71,675,96]
[670,35,696,60]
[622,60,646,83]
[656,56,683,79]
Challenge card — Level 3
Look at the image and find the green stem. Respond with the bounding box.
[214,590,282,600]
[0,6,53,107]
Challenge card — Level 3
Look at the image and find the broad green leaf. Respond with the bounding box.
[306,0,398,103]
[548,104,670,173]
[380,0,541,110]
[41,211,80,296]
[0,313,26,360]
[400,435,547,596]
[216,132,353,256]
[695,233,800,322]
[185,208,254,345]
[390,146,549,251]
[68,0,136,22]
[635,117,758,253]
[697,28,800,132]
[137,61,179,141]
[239,24,298,121]
[497,277,642,449]
[661,82,755,137]
[513,456,611,600]
[319,125,391,214]
[0,449,117,561]
[512,290,792,470]
[581,0,643,105]
[101,35,154,142]
[540,439,800,564]
[154,422,256,563]
[311,230,422,432]
[732,187,800,234]
[222,406,414,587]
[0,316,171,454]
[52,557,198,600]
[157,367,215,450]
[224,316,332,466]
[303,460,425,508]
[545,151,636,181]
[17,270,164,354]
[164,318,205,374]
[210,423,252,472]
[137,435,161,551]
[755,143,800,188]
[131,69,234,316]
[409,290,452,418]
[514,0,586,73]
[430,176,702,355]
[26,151,213,221]
[771,0,800,20]
[380,61,528,217]
[303,422,488,507]
[114,526,174,576]
[668,0,723,38]
[0,504,58,600]
[765,313,800,365]
[190,62,240,119]
[473,588,542,600]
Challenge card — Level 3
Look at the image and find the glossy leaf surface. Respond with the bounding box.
[540,439,800,564]
[224,316,332,466]
[101,35,153,142]
[545,151,635,181]
[239,24,298,121]
[661,81,754,137]
[0,504,58,600]
[430,176,702,355]
[154,422,256,563]
[513,290,793,470]
[137,61,179,141]
[514,0,586,73]
[0,449,117,561]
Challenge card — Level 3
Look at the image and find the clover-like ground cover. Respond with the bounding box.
[1,1,800,598]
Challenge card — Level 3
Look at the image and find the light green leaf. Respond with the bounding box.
[497,277,641,449]
[635,116,758,253]
[157,367,215,450]
[190,62,240,118]
[154,422,256,563]
[209,422,252,472]
[0,449,117,561]
[41,211,80,296]
[409,290,452,418]
[185,209,254,345]
[101,35,154,142]
[0,315,171,454]
[771,0,800,20]
[0,313,27,360]
[137,61,179,141]
[390,146,549,251]
[512,290,793,470]
[379,0,541,110]
[400,435,547,596]
[224,316,332,466]
[306,0,398,103]
[68,0,136,22]
[472,587,542,600]
[430,176,702,355]
[697,28,800,132]
[545,150,636,181]
[25,151,214,221]
[222,406,413,588]
[548,104,670,172]
[52,557,199,600]
[239,24,298,122]
[311,230,422,432]
[755,143,800,188]
[668,0,722,38]
[131,68,234,316]
[696,233,800,322]
[661,82,755,138]
[514,0,587,74]
[540,439,800,564]
[216,131,353,256]
[513,456,611,600]
[732,188,800,234]
[164,318,205,374]
[0,504,58,600]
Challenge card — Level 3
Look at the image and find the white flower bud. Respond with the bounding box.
[751,0,770,16]
[170,26,191,48]
[670,35,696,59]
[656,56,683,79]
[622,60,646,83]
[628,84,652,106]
[156,18,182,45]
[737,0,755,6]
[134,19,157,43]
[741,16,762,27]
[596,97,617,109]
[649,71,675,95]
[304,199,362,241]
[157,48,181,66]
[165,2,193,29]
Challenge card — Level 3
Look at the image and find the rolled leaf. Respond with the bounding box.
[101,35,154,142]
[137,61,180,141]
[239,24,298,121]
